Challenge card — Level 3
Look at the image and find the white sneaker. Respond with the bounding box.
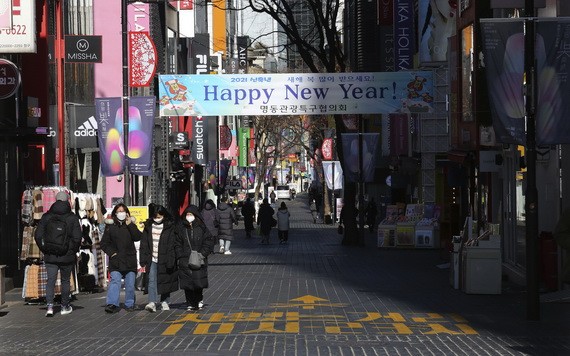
[45,304,54,317]
[161,301,170,311]
[145,302,156,313]
[61,305,73,315]
[224,250,232,255]
[198,300,204,309]
[219,246,225,254]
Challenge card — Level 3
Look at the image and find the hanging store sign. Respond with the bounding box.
[159,71,433,117]
[65,35,102,63]
[0,58,20,99]
[0,0,35,53]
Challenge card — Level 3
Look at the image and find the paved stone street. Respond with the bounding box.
[1,194,570,355]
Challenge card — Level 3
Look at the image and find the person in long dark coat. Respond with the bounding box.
[216,195,237,254]
[241,197,256,238]
[175,204,215,311]
[201,199,220,239]
[100,203,142,313]
[257,198,275,244]
[139,204,178,313]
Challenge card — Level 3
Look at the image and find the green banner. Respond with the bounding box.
[238,127,250,167]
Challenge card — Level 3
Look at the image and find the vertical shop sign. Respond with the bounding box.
[190,33,209,74]
[192,116,208,165]
[237,36,248,74]
[394,0,414,71]
[128,96,155,175]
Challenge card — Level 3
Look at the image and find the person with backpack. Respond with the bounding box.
[216,195,237,255]
[100,203,143,313]
[139,204,178,313]
[276,201,291,244]
[34,190,82,317]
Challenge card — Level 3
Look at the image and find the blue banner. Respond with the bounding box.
[341,134,380,183]
[159,72,434,116]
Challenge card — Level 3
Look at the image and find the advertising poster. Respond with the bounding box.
[341,133,380,183]
[127,96,155,176]
[0,0,36,53]
[159,72,434,116]
[95,97,124,176]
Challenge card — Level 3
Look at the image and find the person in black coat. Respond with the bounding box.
[100,203,142,313]
[201,199,220,239]
[257,198,275,244]
[241,197,255,238]
[139,204,178,313]
[175,205,215,311]
[216,195,237,255]
[34,191,82,317]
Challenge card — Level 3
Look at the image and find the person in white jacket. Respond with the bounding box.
[276,202,290,244]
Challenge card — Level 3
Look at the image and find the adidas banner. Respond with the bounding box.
[67,104,98,148]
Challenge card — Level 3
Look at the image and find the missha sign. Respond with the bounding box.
[65,35,102,63]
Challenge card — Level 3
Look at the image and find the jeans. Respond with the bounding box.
[106,270,136,308]
[45,262,74,306]
[147,261,170,304]
[219,239,231,251]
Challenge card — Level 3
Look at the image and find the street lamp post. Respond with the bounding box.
[121,0,131,205]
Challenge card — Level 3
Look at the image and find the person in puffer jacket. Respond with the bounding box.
[100,203,142,313]
[216,195,237,255]
[34,191,82,317]
[200,199,220,239]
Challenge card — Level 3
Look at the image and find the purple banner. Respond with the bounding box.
[207,160,217,190]
[341,134,380,183]
[481,18,570,145]
[128,96,155,175]
[219,159,231,188]
[95,97,124,176]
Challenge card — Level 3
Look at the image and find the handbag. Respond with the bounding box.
[337,224,344,235]
[185,229,204,269]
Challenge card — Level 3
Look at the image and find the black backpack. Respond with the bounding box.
[42,214,70,256]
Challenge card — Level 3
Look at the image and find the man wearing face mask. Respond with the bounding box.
[139,204,179,313]
[100,203,142,313]
[175,204,215,311]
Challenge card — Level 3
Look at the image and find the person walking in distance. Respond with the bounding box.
[34,191,82,317]
[176,205,215,311]
[100,203,143,313]
[200,199,220,239]
[140,204,178,313]
[257,198,275,244]
[276,201,291,244]
[241,197,256,239]
[216,195,237,255]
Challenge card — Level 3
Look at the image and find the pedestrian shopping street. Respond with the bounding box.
[1,194,570,355]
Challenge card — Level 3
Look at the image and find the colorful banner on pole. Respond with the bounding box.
[480,18,570,145]
[95,96,155,176]
[127,96,155,176]
[341,134,380,183]
[158,72,434,117]
[96,97,124,176]
[238,127,250,167]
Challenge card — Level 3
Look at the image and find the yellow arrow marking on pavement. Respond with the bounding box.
[271,294,346,309]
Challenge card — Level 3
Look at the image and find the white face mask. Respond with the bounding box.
[153,217,164,224]
[116,212,127,221]
[186,215,195,223]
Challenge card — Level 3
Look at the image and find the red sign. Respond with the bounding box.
[321,138,333,160]
[0,59,20,99]
[129,32,157,87]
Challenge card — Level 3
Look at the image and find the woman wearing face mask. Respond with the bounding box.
[139,204,179,313]
[100,203,142,313]
[175,204,215,311]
